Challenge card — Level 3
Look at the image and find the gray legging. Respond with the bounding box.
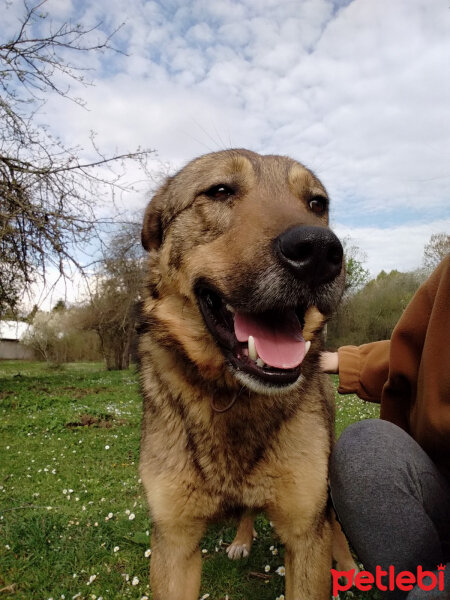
[330,419,450,599]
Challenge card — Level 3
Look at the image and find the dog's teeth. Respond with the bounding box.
[225,304,235,314]
[256,358,265,368]
[304,340,311,356]
[248,335,258,361]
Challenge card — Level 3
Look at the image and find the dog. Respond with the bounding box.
[138,149,356,599]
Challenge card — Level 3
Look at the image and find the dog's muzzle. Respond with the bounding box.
[195,225,344,389]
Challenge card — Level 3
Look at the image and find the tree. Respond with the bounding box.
[0,0,153,314]
[23,308,102,363]
[26,303,38,323]
[77,223,145,370]
[423,233,450,273]
[52,299,66,312]
[341,237,370,296]
[22,310,58,362]
[327,269,421,348]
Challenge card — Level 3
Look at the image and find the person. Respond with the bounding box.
[322,255,450,599]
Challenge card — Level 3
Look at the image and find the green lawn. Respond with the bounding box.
[0,361,379,600]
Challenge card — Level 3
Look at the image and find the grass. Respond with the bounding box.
[0,361,380,600]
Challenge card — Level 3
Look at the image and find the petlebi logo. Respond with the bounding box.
[331,563,447,596]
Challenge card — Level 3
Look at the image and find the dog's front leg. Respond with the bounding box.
[226,511,257,559]
[150,519,206,600]
[269,509,333,600]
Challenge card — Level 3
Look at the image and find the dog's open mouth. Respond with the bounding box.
[196,284,311,386]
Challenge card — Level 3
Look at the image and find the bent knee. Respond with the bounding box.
[330,419,412,488]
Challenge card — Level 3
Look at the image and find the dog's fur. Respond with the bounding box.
[138,149,355,599]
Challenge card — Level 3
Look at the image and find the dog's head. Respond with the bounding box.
[141,149,345,394]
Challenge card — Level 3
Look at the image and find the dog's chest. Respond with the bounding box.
[180,406,293,505]
[189,416,268,481]
[183,435,273,515]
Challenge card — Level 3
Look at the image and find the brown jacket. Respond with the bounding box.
[338,255,450,476]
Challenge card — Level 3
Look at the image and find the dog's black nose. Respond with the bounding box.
[276,226,343,286]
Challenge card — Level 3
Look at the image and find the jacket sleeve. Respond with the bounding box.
[379,256,450,422]
[337,340,390,403]
[336,256,450,407]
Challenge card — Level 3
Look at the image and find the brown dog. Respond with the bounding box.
[138,149,355,599]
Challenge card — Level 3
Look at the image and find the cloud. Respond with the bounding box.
[334,219,450,276]
[7,0,449,298]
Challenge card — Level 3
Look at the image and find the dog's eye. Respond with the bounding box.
[204,184,234,200]
[308,196,328,215]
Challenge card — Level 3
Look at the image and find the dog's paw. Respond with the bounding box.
[226,541,250,560]
[335,557,359,574]
[335,558,360,589]
[226,516,257,561]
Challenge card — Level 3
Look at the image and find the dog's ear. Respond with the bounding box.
[141,180,171,251]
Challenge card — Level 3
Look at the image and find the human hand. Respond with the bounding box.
[320,351,339,374]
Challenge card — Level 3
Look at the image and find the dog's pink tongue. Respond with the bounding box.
[234,310,305,369]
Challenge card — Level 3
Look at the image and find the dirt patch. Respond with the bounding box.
[61,386,106,399]
[65,413,126,429]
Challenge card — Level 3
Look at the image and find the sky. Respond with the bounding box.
[3,0,450,307]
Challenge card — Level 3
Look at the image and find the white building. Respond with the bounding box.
[0,321,35,360]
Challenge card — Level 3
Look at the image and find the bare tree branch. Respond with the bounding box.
[78,222,144,370]
[0,0,154,313]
